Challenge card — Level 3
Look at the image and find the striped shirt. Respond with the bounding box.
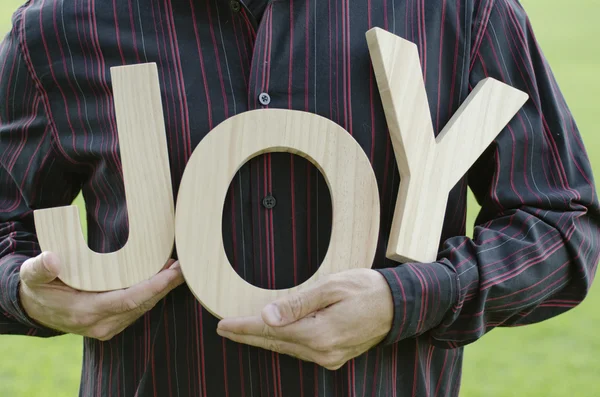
[1,0,599,396]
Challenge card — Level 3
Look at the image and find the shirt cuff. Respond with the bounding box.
[375,261,458,345]
[0,254,62,336]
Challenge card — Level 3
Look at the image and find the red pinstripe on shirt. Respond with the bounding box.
[0,0,598,396]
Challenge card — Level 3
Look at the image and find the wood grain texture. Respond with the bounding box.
[175,109,380,319]
[366,27,529,263]
[33,63,175,291]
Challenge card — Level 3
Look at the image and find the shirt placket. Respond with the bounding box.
[232,1,279,396]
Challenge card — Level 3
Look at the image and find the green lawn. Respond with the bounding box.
[0,1,598,396]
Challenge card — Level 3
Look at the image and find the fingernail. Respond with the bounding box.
[169,261,181,270]
[41,252,61,274]
[263,304,282,324]
[43,252,60,266]
[217,320,230,331]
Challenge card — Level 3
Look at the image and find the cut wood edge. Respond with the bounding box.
[33,63,175,291]
[175,109,380,318]
[367,27,528,264]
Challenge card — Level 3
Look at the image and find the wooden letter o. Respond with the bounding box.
[175,109,380,319]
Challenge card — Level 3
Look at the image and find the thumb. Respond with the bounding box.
[262,282,339,327]
[20,252,62,285]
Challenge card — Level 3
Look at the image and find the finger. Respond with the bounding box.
[262,280,342,327]
[19,252,62,285]
[218,316,273,336]
[218,314,320,345]
[161,258,177,271]
[217,328,315,363]
[98,261,184,315]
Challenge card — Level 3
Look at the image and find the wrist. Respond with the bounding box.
[374,262,457,345]
[0,255,63,335]
[369,269,394,333]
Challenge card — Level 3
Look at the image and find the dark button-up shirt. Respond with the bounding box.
[1,0,599,396]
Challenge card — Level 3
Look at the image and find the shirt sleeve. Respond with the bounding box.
[0,20,83,336]
[375,0,600,347]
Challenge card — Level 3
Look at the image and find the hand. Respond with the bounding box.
[217,268,394,370]
[19,252,184,340]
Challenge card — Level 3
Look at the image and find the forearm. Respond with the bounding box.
[0,190,58,335]
[375,0,600,348]
[377,200,599,347]
[437,203,597,346]
[0,26,78,336]
[0,253,63,336]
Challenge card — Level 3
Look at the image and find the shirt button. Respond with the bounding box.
[262,195,277,209]
[230,0,241,12]
[258,92,271,106]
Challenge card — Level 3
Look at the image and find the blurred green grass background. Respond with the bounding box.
[0,1,598,396]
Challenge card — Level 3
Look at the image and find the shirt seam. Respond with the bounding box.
[469,0,496,72]
[13,5,69,165]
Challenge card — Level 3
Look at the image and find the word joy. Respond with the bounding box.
[34,28,527,318]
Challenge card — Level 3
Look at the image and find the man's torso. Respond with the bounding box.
[13,0,481,395]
